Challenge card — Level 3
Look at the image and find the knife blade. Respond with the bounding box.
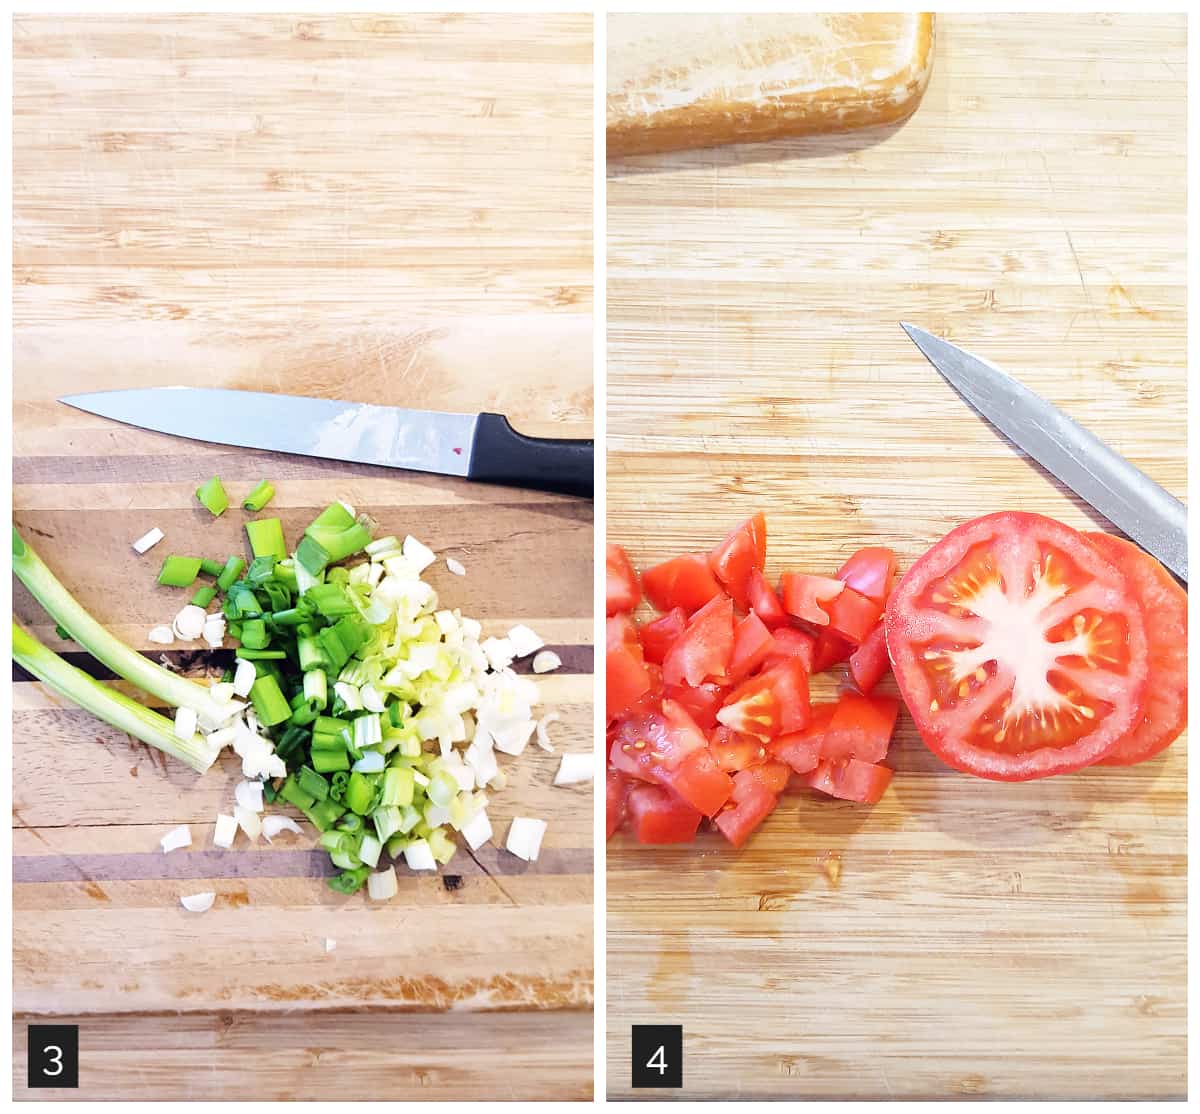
[59,387,593,498]
[900,323,1187,582]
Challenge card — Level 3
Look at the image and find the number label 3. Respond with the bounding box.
[27,1025,79,1089]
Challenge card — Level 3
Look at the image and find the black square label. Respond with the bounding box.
[632,1024,682,1088]
[27,1024,79,1089]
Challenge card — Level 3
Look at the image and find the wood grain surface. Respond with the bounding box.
[606,13,1185,1101]
[13,13,593,1102]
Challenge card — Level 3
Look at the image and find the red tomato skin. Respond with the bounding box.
[834,547,897,605]
[642,553,724,613]
[770,703,836,774]
[886,511,1151,781]
[713,769,779,847]
[626,783,703,844]
[662,593,734,688]
[760,658,812,734]
[811,630,854,672]
[665,748,735,816]
[606,768,630,839]
[762,627,817,673]
[747,568,791,629]
[780,572,846,627]
[1085,532,1188,766]
[606,544,641,617]
[664,681,727,731]
[821,693,900,763]
[849,623,889,694]
[709,513,767,605]
[606,625,652,723]
[804,758,893,803]
[822,585,883,646]
[639,607,687,665]
[728,611,774,681]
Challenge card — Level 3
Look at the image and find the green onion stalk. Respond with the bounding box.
[12,620,221,773]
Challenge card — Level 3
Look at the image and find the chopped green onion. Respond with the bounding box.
[157,555,202,587]
[297,765,331,801]
[249,674,291,726]
[245,518,287,562]
[311,748,351,773]
[235,647,286,661]
[300,797,346,832]
[216,555,245,591]
[379,766,415,808]
[242,479,276,512]
[303,669,327,712]
[345,771,375,815]
[195,476,229,517]
[277,775,315,811]
[199,558,225,577]
[191,585,217,608]
[239,618,270,650]
[329,866,371,895]
[296,503,373,574]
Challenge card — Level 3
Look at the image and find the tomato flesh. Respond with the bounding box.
[822,585,883,645]
[804,758,893,804]
[606,616,651,723]
[780,572,846,627]
[715,673,780,743]
[849,623,889,694]
[642,553,724,613]
[820,693,899,763]
[885,512,1150,780]
[626,783,704,844]
[729,611,774,681]
[606,544,641,617]
[762,626,817,673]
[1084,532,1187,766]
[770,703,836,774]
[835,546,897,605]
[713,769,779,847]
[747,568,790,629]
[709,513,767,606]
[664,680,728,730]
[606,769,630,840]
[639,607,687,665]
[662,593,734,688]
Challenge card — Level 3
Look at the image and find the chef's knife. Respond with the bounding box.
[901,323,1187,582]
[60,388,593,498]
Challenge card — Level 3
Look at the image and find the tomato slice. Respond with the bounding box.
[606,768,630,839]
[1084,532,1187,766]
[626,783,703,844]
[715,672,780,742]
[770,703,836,774]
[662,593,734,688]
[708,725,766,771]
[747,568,790,629]
[760,658,812,734]
[848,623,889,694]
[713,769,779,848]
[639,607,687,665]
[822,585,883,645]
[664,680,728,730]
[835,546,897,605]
[885,511,1150,780]
[780,572,846,627]
[709,513,767,606]
[606,544,641,617]
[606,616,652,722]
[664,747,735,815]
[803,758,893,803]
[728,611,774,681]
[762,626,816,673]
[811,629,854,672]
[642,553,725,613]
[820,693,899,763]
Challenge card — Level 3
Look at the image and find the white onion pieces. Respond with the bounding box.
[213,813,238,849]
[173,706,199,741]
[234,805,262,841]
[235,780,265,813]
[461,810,493,851]
[507,624,544,658]
[532,649,562,674]
[180,892,215,913]
[402,535,436,572]
[262,815,303,842]
[535,712,561,753]
[160,825,192,853]
[481,637,515,672]
[147,625,174,645]
[367,867,399,900]
[553,753,593,786]
[202,614,226,648]
[172,604,207,641]
[232,658,257,698]
[446,557,466,576]
[132,527,164,554]
[403,839,438,872]
[505,817,546,862]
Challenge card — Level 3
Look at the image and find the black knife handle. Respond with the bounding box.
[468,413,593,498]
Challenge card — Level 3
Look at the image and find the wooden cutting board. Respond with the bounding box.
[607,13,934,156]
[12,13,593,1101]
[607,13,1185,1101]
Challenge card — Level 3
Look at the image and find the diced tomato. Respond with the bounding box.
[642,553,724,613]
[771,703,836,774]
[708,725,766,771]
[606,544,641,617]
[606,616,652,722]
[746,567,790,629]
[848,623,889,694]
[708,513,767,606]
[662,593,734,688]
[713,769,779,848]
[716,673,780,742]
[606,768,630,839]
[803,758,893,804]
[822,585,883,645]
[762,626,816,673]
[821,693,899,763]
[811,629,854,672]
[639,607,687,665]
[834,547,897,605]
[626,783,704,844]
[609,701,706,776]
[664,747,735,815]
[664,680,728,730]
[744,759,791,794]
[728,611,774,681]
[780,572,846,627]
[759,658,811,734]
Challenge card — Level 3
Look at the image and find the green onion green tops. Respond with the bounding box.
[242,480,275,512]
[245,518,287,563]
[157,555,202,588]
[195,476,229,517]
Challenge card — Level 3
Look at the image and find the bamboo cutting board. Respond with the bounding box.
[607,13,1185,1101]
[13,13,593,1101]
